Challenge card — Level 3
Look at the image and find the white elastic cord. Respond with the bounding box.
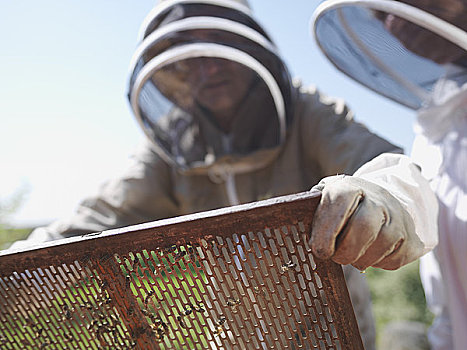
[225,172,240,206]
[138,0,253,41]
[207,164,240,205]
[129,16,278,78]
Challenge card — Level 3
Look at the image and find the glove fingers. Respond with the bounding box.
[311,174,421,271]
[332,201,387,265]
[352,226,403,271]
[374,234,425,270]
[311,180,364,259]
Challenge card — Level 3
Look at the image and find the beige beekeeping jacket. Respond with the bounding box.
[19,83,439,350]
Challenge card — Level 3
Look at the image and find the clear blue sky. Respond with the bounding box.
[0,0,415,227]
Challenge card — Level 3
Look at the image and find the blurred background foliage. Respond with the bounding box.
[0,184,32,250]
[366,261,433,346]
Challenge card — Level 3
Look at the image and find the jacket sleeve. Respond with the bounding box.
[298,85,403,176]
[353,152,438,256]
[10,141,179,249]
[299,84,437,254]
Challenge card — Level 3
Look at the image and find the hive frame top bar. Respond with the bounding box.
[0,190,321,274]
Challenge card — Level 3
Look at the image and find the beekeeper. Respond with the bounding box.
[312,0,467,348]
[12,1,438,348]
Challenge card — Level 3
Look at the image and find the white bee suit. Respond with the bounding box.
[412,73,467,350]
[312,1,466,347]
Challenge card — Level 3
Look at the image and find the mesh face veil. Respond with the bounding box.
[311,0,467,110]
[127,0,294,173]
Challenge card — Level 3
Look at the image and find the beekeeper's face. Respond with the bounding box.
[157,29,256,130]
[185,57,253,117]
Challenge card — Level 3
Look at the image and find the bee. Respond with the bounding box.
[97,324,110,335]
[195,305,205,313]
[63,332,73,341]
[176,315,187,329]
[226,297,241,310]
[152,317,169,331]
[164,245,178,254]
[80,302,94,310]
[150,324,166,341]
[35,327,44,337]
[90,310,100,319]
[214,326,224,336]
[154,330,165,341]
[87,319,99,330]
[62,305,73,320]
[125,275,132,288]
[23,317,35,329]
[182,305,193,316]
[99,280,108,291]
[39,339,51,349]
[95,328,105,342]
[144,290,154,305]
[253,286,267,297]
[21,338,32,346]
[39,340,50,349]
[130,256,139,270]
[127,306,134,316]
[188,301,205,313]
[174,249,187,260]
[187,242,200,261]
[216,316,226,326]
[213,316,226,336]
[110,314,119,322]
[111,328,119,343]
[281,260,297,272]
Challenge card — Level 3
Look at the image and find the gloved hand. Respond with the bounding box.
[310,175,425,270]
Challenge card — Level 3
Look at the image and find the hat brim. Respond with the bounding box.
[311,0,467,110]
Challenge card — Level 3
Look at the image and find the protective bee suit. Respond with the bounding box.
[312,0,467,348]
[11,1,439,349]
[414,73,467,350]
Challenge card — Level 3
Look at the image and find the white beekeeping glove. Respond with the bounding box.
[310,174,426,271]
